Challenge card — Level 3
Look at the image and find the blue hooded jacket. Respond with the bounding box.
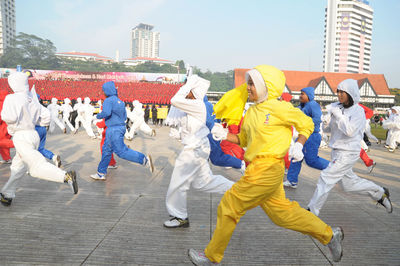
[96,81,127,127]
[299,87,321,133]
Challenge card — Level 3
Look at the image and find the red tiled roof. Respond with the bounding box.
[56,52,112,59]
[234,69,391,95]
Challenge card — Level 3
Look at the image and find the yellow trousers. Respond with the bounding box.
[204,157,333,263]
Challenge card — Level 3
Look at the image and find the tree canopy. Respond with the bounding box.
[0,32,235,91]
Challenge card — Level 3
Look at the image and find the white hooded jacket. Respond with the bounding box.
[170,75,210,148]
[323,79,365,152]
[1,72,41,135]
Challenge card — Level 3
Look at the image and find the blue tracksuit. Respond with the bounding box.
[96,81,145,174]
[35,125,54,160]
[204,96,242,169]
[287,87,329,184]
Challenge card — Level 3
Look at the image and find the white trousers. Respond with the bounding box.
[365,121,378,143]
[1,130,66,199]
[82,120,95,137]
[74,115,84,130]
[92,118,103,136]
[166,140,234,219]
[49,115,65,133]
[63,114,75,132]
[308,149,384,216]
[126,120,152,139]
[386,130,400,149]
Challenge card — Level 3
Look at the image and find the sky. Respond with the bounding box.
[16,0,400,88]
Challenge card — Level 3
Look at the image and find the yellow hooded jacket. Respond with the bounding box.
[237,65,314,162]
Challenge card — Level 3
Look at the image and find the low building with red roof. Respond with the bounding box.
[55,51,114,63]
[121,57,175,66]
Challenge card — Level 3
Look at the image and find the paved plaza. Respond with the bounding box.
[0,126,399,265]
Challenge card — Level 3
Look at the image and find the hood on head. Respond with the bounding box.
[186,75,210,100]
[102,81,117,97]
[391,106,400,114]
[84,97,91,104]
[64,98,71,104]
[246,65,286,103]
[51,98,58,104]
[77,97,82,103]
[8,72,30,93]
[337,79,360,104]
[301,87,315,102]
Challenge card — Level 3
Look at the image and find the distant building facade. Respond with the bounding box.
[131,23,160,58]
[324,0,373,74]
[0,0,16,55]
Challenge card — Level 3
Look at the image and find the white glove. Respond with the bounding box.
[331,107,343,119]
[239,160,246,175]
[211,123,228,141]
[289,142,304,163]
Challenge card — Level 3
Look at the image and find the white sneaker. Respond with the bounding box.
[107,165,118,169]
[283,180,297,188]
[144,155,154,173]
[52,155,62,168]
[367,162,376,173]
[90,173,106,181]
[164,217,189,228]
[327,227,344,262]
[377,187,393,213]
[188,248,219,265]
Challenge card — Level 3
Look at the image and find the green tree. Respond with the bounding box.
[389,88,400,105]
[0,32,60,69]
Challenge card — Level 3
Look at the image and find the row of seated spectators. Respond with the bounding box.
[0,78,182,104]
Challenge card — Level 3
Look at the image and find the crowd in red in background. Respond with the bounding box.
[0,78,182,104]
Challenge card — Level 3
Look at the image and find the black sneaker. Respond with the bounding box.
[377,187,393,213]
[163,217,189,228]
[64,170,78,194]
[0,193,12,206]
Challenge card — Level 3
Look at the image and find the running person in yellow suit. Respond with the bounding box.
[188,65,344,264]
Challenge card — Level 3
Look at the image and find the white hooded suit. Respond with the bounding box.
[383,106,400,150]
[125,100,153,140]
[47,98,65,133]
[60,98,75,132]
[166,75,233,220]
[0,72,66,199]
[307,79,385,216]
